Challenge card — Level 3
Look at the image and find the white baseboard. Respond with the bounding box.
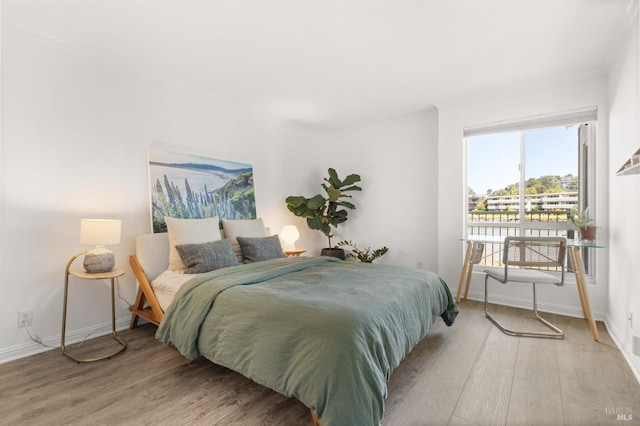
[0,316,130,364]
[462,290,606,321]
[604,315,640,385]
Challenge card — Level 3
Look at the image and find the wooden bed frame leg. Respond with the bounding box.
[129,287,145,329]
[128,255,164,328]
[311,409,322,426]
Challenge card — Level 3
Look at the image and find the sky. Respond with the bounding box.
[467,125,579,195]
[148,148,251,170]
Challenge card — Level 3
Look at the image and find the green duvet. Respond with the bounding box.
[157,256,457,426]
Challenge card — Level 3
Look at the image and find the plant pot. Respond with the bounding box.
[321,248,345,260]
[579,226,597,240]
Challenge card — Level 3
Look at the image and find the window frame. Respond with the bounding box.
[463,108,598,276]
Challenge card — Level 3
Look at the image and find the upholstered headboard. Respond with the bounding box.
[134,230,230,282]
[130,231,225,328]
[130,225,270,328]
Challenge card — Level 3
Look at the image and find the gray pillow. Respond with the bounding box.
[236,235,286,263]
[175,239,238,274]
[221,218,267,264]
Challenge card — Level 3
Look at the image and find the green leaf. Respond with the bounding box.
[327,168,341,187]
[307,216,323,231]
[341,174,361,187]
[338,200,356,210]
[327,186,341,201]
[320,223,332,236]
[341,185,362,192]
[330,210,348,225]
[285,195,306,208]
[306,194,326,210]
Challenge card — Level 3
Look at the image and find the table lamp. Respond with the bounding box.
[80,219,121,273]
[280,225,300,251]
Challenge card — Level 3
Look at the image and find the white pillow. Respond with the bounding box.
[221,218,267,263]
[165,216,221,271]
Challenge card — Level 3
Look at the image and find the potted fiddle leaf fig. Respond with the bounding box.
[285,168,361,258]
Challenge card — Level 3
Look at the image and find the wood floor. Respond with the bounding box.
[1,299,639,425]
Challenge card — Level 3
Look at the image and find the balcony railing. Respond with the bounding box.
[467,210,589,273]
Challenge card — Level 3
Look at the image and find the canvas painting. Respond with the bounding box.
[147,148,256,233]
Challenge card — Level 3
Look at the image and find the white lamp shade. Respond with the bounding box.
[80,219,121,246]
[280,225,300,251]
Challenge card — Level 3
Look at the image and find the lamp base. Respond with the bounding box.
[83,248,115,273]
[283,243,297,252]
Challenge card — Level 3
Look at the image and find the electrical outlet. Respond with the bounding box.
[18,310,32,328]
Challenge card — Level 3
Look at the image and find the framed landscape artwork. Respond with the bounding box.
[147,148,257,233]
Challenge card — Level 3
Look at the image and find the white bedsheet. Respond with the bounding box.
[152,270,203,311]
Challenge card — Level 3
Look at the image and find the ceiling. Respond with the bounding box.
[2,0,634,133]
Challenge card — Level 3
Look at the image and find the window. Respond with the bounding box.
[465,109,597,273]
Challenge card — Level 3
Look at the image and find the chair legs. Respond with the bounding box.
[484,275,564,339]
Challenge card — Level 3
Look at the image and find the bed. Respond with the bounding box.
[129,222,457,426]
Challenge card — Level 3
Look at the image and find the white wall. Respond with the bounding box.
[1,22,441,362]
[0,26,320,361]
[437,74,610,319]
[606,6,640,377]
[283,113,440,271]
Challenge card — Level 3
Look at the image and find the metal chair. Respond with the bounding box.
[484,236,567,339]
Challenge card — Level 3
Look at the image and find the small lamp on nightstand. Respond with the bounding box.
[281,225,306,256]
[80,219,121,273]
[280,225,300,251]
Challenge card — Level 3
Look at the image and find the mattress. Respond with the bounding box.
[151,269,198,311]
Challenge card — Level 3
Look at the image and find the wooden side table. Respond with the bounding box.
[285,248,307,256]
[61,251,127,362]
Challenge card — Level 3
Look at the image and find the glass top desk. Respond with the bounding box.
[457,235,605,341]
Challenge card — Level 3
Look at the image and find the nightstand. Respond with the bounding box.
[61,259,127,362]
[285,248,307,256]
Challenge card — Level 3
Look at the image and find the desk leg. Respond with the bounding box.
[568,248,588,319]
[464,251,476,300]
[569,247,600,342]
[456,241,474,303]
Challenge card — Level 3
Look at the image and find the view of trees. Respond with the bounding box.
[478,174,576,197]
